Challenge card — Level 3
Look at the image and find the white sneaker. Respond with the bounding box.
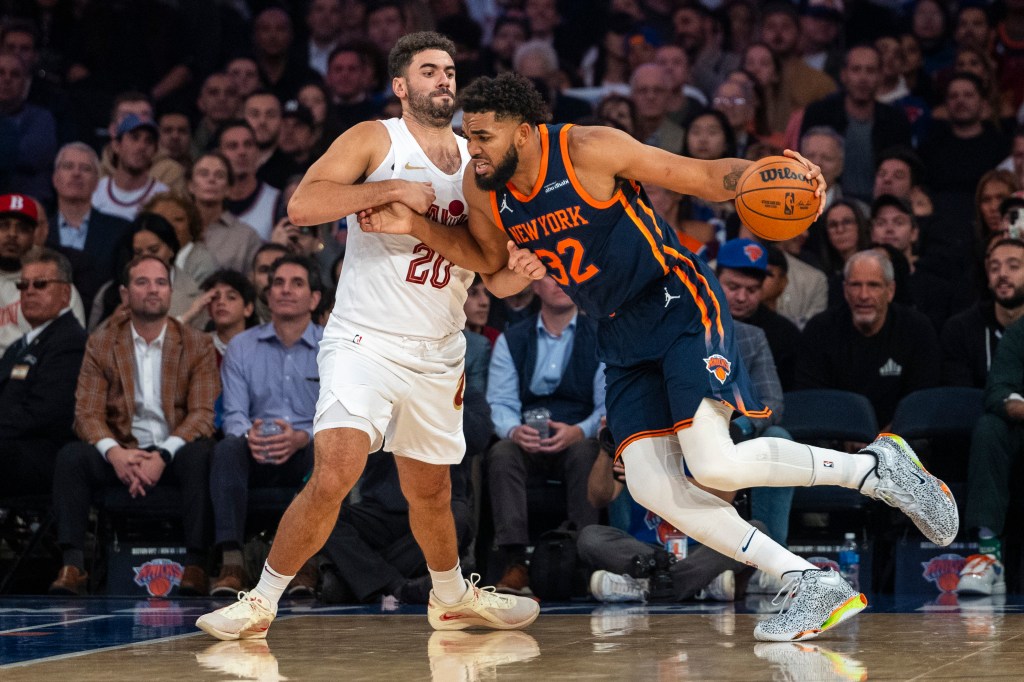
[427,630,539,680]
[589,570,649,603]
[747,569,788,594]
[427,574,540,631]
[195,591,277,641]
[700,570,735,602]
[194,640,282,680]
[956,554,1006,595]
[862,434,959,546]
[753,569,867,642]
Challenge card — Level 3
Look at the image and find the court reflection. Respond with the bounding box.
[195,639,286,681]
[427,630,539,680]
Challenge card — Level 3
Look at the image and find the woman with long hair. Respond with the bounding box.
[819,200,872,307]
[143,192,218,287]
[187,151,263,274]
[679,110,737,247]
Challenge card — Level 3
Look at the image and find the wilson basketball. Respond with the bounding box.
[734,156,822,241]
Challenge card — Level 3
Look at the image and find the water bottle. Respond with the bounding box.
[664,527,687,561]
[838,532,860,591]
[259,420,284,437]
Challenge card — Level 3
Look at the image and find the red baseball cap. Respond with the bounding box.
[0,194,39,226]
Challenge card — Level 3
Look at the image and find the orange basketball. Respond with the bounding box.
[734,156,822,241]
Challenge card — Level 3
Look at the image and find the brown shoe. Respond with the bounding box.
[179,565,208,596]
[286,559,318,597]
[495,564,533,596]
[49,565,88,595]
[210,564,250,597]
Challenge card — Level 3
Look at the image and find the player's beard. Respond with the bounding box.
[474,145,519,191]
[406,87,456,126]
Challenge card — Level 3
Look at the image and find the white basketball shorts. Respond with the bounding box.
[314,321,467,465]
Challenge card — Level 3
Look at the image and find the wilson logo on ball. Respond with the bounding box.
[758,167,815,186]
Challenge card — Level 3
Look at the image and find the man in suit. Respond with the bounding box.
[0,248,86,498]
[47,142,131,312]
[48,255,219,595]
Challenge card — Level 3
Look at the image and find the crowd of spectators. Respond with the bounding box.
[1,0,1023,601]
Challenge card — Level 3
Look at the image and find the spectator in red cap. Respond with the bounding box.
[0,193,86,355]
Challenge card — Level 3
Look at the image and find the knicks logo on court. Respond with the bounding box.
[704,354,732,384]
[453,372,465,410]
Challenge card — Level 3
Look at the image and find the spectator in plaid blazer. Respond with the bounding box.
[48,255,219,596]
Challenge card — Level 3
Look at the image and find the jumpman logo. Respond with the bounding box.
[499,194,513,213]
[664,287,681,308]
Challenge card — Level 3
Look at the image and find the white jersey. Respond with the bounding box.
[92,176,170,221]
[328,117,473,340]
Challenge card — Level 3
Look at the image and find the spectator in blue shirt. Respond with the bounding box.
[208,254,324,597]
[486,276,605,596]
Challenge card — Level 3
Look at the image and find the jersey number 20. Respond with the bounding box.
[406,243,452,289]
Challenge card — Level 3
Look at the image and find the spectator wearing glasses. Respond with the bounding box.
[0,193,85,355]
[0,247,86,499]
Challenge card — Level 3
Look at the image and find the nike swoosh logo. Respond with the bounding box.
[404,162,427,170]
[741,529,756,552]
[440,612,465,621]
[909,469,926,485]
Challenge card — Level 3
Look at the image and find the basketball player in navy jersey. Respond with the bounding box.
[360,73,959,642]
[197,36,540,642]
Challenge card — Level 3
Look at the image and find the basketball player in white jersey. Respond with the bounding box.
[196,32,540,640]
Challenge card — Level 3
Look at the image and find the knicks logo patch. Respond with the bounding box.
[133,558,184,597]
[453,372,465,410]
[703,354,732,384]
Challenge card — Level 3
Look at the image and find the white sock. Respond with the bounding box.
[735,525,816,579]
[808,450,878,492]
[429,562,468,605]
[676,399,879,493]
[252,561,293,610]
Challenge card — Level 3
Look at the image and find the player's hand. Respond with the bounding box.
[511,424,543,453]
[783,149,827,218]
[506,241,545,280]
[398,181,436,214]
[358,202,417,234]
[538,421,585,454]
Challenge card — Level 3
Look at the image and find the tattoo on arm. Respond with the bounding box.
[722,164,745,191]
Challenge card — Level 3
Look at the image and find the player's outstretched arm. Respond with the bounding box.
[288,121,435,226]
[568,126,825,207]
[362,171,511,274]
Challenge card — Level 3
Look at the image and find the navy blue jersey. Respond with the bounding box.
[491,124,730,357]
[488,123,769,448]
[491,124,698,318]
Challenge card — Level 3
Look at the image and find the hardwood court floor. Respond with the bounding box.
[1,595,1021,680]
